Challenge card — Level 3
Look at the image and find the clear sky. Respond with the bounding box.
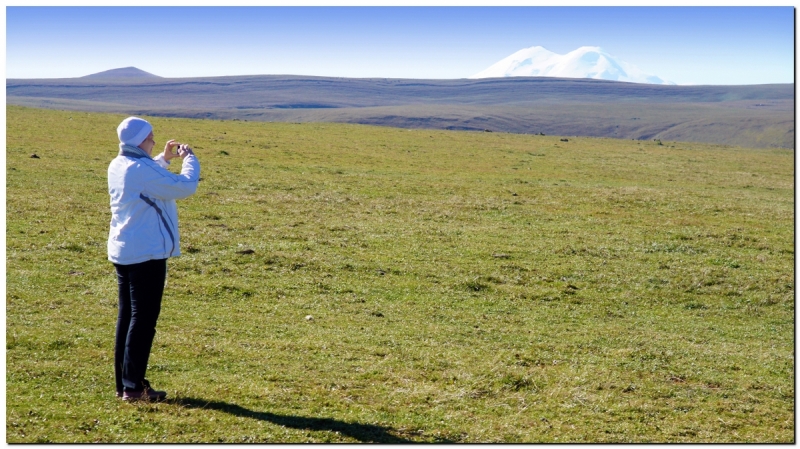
[5,6,795,85]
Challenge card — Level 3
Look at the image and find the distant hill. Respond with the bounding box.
[6,74,794,149]
[82,67,160,79]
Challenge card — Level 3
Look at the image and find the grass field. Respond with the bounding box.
[7,75,794,149]
[6,105,794,442]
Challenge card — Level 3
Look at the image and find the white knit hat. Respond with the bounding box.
[117,117,153,146]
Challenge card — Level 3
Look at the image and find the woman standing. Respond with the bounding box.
[108,117,200,401]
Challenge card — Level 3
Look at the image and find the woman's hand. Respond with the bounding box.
[163,139,181,162]
[177,144,195,158]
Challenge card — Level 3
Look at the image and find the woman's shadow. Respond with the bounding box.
[165,397,438,443]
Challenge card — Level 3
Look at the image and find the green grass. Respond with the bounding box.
[6,105,794,442]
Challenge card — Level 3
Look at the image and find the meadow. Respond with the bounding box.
[8,75,794,149]
[6,105,794,442]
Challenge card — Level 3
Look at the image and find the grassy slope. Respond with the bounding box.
[6,105,794,442]
[8,97,793,150]
[6,76,795,149]
[7,76,794,107]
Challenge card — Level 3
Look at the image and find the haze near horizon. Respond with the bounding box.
[6,6,794,85]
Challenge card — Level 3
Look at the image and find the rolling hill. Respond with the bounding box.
[6,73,794,148]
[81,66,161,79]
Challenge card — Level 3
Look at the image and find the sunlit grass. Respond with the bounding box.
[6,105,794,442]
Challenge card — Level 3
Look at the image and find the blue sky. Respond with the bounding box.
[5,6,795,85]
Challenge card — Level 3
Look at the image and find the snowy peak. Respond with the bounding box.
[471,46,673,85]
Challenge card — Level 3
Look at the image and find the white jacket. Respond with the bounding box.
[107,144,200,265]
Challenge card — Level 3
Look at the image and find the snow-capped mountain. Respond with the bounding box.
[471,46,673,85]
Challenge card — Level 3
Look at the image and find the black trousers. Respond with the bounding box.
[114,258,167,393]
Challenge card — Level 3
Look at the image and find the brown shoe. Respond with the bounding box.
[123,388,167,401]
[122,380,166,402]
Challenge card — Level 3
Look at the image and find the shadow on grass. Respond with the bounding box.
[166,396,433,443]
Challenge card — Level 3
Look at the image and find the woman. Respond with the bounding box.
[108,116,200,401]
